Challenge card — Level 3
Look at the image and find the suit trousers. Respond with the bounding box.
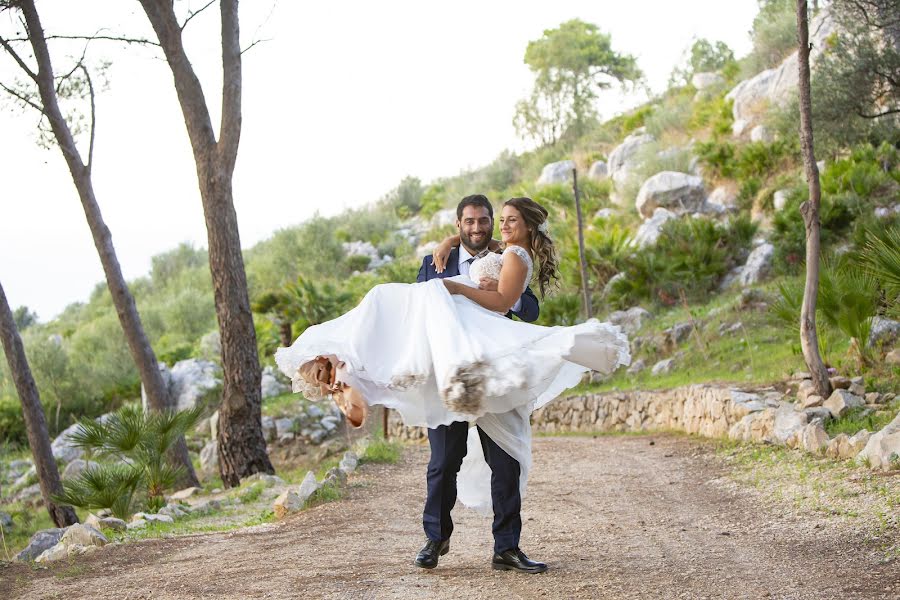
[423,421,522,553]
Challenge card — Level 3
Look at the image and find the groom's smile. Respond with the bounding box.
[457,204,493,254]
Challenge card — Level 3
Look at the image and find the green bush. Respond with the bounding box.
[695,138,798,181]
[609,215,756,307]
[536,293,582,326]
[0,395,26,447]
[345,255,372,273]
[740,0,797,76]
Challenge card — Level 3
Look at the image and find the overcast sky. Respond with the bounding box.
[0,0,758,321]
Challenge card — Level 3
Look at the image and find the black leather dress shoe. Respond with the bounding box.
[414,539,450,569]
[491,548,548,574]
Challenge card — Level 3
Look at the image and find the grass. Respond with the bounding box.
[826,402,900,437]
[359,439,402,464]
[261,392,311,417]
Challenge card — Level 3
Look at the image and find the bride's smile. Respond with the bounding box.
[499,205,530,246]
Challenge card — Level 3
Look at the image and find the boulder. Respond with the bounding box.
[801,394,824,409]
[84,514,127,532]
[537,160,575,185]
[662,322,693,351]
[131,512,173,525]
[158,504,190,520]
[796,380,816,403]
[13,483,42,504]
[608,132,655,198]
[706,185,739,211]
[242,472,286,488]
[297,471,320,505]
[608,306,653,336]
[635,172,706,219]
[804,407,832,423]
[273,490,303,519]
[587,161,608,180]
[691,72,724,90]
[16,528,66,561]
[631,207,677,249]
[430,209,457,229]
[857,413,900,470]
[651,358,675,376]
[726,9,836,134]
[261,365,290,399]
[169,486,202,501]
[62,459,98,481]
[823,389,864,418]
[829,376,851,390]
[142,359,222,413]
[738,243,775,286]
[51,423,85,463]
[198,330,221,361]
[886,349,900,366]
[774,403,809,446]
[60,523,108,548]
[275,417,295,440]
[416,241,439,259]
[0,511,12,529]
[799,420,829,454]
[261,415,275,442]
[868,317,900,348]
[339,451,359,475]
[750,125,773,143]
[626,358,646,375]
[200,440,219,479]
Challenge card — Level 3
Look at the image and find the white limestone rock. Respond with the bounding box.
[691,72,724,90]
[631,207,676,249]
[608,132,655,201]
[773,189,790,212]
[857,413,900,471]
[738,243,775,286]
[15,528,66,561]
[273,490,303,519]
[51,423,85,463]
[651,358,675,376]
[200,440,219,479]
[537,160,575,185]
[587,161,608,180]
[799,420,829,454]
[261,365,290,399]
[823,389,864,419]
[608,306,653,336]
[635,172,706,219]
[868,317,900,348]
[706,185,739,210]
[430,209,457,229]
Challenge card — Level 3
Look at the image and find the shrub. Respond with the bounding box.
[741,0,797,76]
[537,293,581,326]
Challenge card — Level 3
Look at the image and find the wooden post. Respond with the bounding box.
[572,168,593,319]
[382,407,390,440]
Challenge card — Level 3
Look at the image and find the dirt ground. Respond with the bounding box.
[2,434,898,600]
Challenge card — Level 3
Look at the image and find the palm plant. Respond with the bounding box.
[54,404,202,518]
[817,260,879,368]
[861,225,900,318]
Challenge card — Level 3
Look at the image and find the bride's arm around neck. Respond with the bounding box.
[443,248,529,313]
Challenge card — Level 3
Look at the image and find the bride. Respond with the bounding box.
[275,195,629,569]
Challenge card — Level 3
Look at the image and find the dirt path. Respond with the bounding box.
[3,434,898,599]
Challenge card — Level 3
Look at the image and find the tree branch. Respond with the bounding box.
[218,0,241,170]
[4,34,160,47]
[240,36,270,55]
[0,35,39,81]
[0,80,43,113]
[81,63,96,173]
[856,106,900,119]
[180,0,217,32]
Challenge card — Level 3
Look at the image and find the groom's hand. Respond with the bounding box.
[478,278,498,291]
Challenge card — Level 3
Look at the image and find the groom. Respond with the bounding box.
[414,194,547,574]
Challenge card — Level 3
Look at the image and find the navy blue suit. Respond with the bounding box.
[417,248,538,553]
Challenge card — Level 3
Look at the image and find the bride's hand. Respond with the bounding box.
[478,277,498,291]
[431,237,454,273]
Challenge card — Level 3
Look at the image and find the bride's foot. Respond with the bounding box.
[333,383,367,429]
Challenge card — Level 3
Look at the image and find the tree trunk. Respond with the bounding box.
[0,281,78,528]
[138,0,273,486]
[17,0,198,487]
[572,169,593,319]
[796,0,833,398]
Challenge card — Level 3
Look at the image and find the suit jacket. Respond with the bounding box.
[417,247,540,322]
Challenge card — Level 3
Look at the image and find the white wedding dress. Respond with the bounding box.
[275,246,630,514]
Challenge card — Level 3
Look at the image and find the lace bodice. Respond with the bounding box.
[469,246,533,294]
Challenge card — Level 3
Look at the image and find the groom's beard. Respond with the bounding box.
[460,229,491,254]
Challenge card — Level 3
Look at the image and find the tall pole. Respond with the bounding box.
[572,168,593,319]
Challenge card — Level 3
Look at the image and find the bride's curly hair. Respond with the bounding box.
[503,197,559,298]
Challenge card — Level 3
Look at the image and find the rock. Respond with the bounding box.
[608,132,655,200]
[608,306,653,336]
[691,71,724,90]
[857,412,900,470]
[725,9,834,134]
[323,466,348,487]
[60,523,108,548]
[594,208,615,220]
[847,430,872,457]
[242,472,285,487]
[429,209,457,229]
[0,511,11,529]
[169,486,202,501]
[738,243,775,286]
[587,161,608,180]
[416,241,439,259]
[198,330,221,361]
[13,483,42,504]
[537,160,575,185]
[824,389,865,418]
[339,451,359,475]
[127,519,147,530]
[796,380,817,403]
[631,207,677,248]
[16,528,66,561]
[62,459,98,481]
[261,365,290,399]
[261,415,275,442]
[275,417,295,439]
[297,471,320,505]
[750,125,773,143]
[603,272,626,297]
[626,359,646,375]
[801,394,824,409]
[869,317,900,348]
[192,499,222,515]
[849,382,866,397]
[651,358,675,376]
[663,322,693,351]
[131,512,174,525]
[799,420,829,454]
[774,403,809,446]
[51,423,85,463]
[865,392,883,405]
[209,410,219,440]
[706,185,738,210]
[829,376,851,390]
[143,359,222,413]
[200,440,219,479]
[635,172,706,219]
[772,189,790,211]
[84,514,127,532]
[158,504,189,520]
[804,407,833,423]
[273,490,303,519]
[885,349,900,366]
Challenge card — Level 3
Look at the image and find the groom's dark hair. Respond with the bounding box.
[456,194,493,220]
